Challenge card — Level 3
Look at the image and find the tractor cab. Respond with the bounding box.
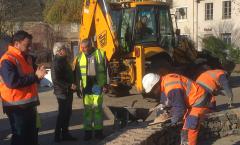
[110,1,175,56]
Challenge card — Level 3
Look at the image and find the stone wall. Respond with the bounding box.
[99,108,240,145]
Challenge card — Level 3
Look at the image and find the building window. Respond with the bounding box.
[205,3,213,20]
[222,1,231,19]
[176,7,187,20]
[221,33,231,44]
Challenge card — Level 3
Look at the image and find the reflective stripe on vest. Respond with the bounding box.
[78,52,87,88]
[162,74,208,107]
[197,81,214,93]
[206,71,217,80]
[164,80,192,96]
[206,70,225,85]
[2,96,38,106]
[192,93,210,107]
[196,69,225,92]
[77,49,106,88]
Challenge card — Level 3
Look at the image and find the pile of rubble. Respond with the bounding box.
[100,108,240,145]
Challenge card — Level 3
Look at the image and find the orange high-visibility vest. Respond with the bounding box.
[0,46,39,107]
[196,69,225,93]
[161,73,207,107]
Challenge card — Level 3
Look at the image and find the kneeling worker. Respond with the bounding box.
[142,73,211,145]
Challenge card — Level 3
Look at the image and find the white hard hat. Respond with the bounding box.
[142,73,160,93]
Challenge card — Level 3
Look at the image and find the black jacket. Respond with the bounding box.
[51,55,74,96]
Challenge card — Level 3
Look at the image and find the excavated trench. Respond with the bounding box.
[99,108,240,145]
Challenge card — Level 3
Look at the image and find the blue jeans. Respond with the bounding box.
[6,107,37,145]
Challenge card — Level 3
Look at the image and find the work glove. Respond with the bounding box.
[170,120,182,127]
[92,85,102,95]
[170,122,177,127]
[170,118,178,127]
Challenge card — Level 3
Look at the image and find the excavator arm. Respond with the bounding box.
[80,0,118,61]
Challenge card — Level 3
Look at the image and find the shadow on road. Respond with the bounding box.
[0,124,117,145]
[230,75,240,88]
[216,103,240,112]
[37,123,117,145]
[233,141,240,145]
[0,108,112,145]
[198,138,218,145]
[38,86,53,93]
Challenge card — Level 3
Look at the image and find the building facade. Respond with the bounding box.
[171,0,240,50]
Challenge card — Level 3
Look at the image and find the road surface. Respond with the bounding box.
[0,73,240,145]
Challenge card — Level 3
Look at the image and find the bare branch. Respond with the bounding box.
[211,21,240,47]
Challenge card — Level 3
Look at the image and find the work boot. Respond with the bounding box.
[84,131,92,141]
[62,132,78,141]
[95,130,105,140]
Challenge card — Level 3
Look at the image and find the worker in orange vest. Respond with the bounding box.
[196,67,233,109]
[0,30,47,145]
[142,73,211,145]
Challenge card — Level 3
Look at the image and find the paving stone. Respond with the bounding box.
[99,108,240,145]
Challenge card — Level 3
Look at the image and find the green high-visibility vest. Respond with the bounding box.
[76,49,107,88]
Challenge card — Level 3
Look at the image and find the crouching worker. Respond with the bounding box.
[196,66,233,110]
[74,39,108,141]
[142,73,211,145]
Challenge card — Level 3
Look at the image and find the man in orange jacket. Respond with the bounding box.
[0,31,47,145]
[142,73,211,145]
[196,68,233,109]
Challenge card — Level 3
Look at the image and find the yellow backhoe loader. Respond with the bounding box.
[78,0,214,96]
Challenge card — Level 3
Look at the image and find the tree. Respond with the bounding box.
[202,35,240,64]
[0,0,24,35]
[201,21,240,64]
[43,0,83,24]
[228,46,240,64]
[212,21,240,48]
[202,36,228,62]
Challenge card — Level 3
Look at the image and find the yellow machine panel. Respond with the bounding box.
[79,0,176,94]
